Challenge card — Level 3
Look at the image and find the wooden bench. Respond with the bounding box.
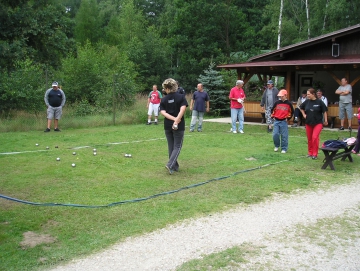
[244,111,266,123]
[320,142,356,170]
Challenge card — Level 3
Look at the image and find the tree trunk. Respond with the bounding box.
[322,0,330,32]
[277,0,284,49]
[305,0,310,39]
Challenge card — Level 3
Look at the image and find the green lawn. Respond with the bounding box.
[0,122,359,271]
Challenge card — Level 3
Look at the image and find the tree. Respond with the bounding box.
[0,59,45,116]
[60,42,138,113]
[166,0,252,90]
[198,63,228,116]
[0,0,75,70]
[74,0,102,45]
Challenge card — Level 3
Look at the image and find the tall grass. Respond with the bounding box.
[0,94,194,132]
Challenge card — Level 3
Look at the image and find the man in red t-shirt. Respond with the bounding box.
[147,85,163,125]
[229,80,246,133]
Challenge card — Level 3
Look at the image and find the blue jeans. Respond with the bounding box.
[164,129,184,171]
[231,108,244,132]
[273,120,289,151]
[190,110,204,131]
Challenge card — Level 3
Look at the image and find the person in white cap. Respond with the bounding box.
[44,81,66,132]
[260,80,279,132]
[229,80,246,134]
[270,89,294,153]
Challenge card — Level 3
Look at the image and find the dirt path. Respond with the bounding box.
[50,181,360,271]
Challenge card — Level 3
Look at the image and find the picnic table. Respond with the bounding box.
[320,141,357,170]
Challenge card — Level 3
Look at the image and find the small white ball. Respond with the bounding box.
[128,154,132,158]
[73,152,76,155]
[93,152,97,156]
[72,163,76,167]
[124,154,129,157]
[35,143,39,146]
[93,148,97,152]
[56,157,60,161]
[46,146,49,150]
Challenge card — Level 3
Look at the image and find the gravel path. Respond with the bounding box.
[50,181,360,271]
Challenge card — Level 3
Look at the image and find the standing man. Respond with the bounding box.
[260,80,279,132]
[176,81,185,95]
[146,84,162,125]
[271,89,294,153]
[229,80,246,134]
[189,83,210,132]
[44,81,66,132]
[335,77,352,130]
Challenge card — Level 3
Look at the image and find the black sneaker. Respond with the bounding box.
[165,165,173,175]
[339,126,344,130]
[146,122,152,125]
[54,128,61,132]
[154,122,158,125]
[348,127,352,131]
[44,128,50,132]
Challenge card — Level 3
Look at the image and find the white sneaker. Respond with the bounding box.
[274,147,279,152]
[233,130,237,134]
[281,150,286,154]
[239,130,244,134]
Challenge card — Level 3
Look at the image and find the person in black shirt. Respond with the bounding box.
[300,88,328,159]
[44,81,66,132]
[160,78,188,174]
[176,81,185,95]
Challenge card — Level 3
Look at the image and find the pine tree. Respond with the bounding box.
[198,62,228,116]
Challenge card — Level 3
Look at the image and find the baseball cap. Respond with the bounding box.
[277,89,287,96]
[267,80,274,84]
[52,81,58,87]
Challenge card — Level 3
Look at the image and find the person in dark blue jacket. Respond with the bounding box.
[44,81,66,132]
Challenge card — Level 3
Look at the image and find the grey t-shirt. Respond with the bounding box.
[337,84,352,104]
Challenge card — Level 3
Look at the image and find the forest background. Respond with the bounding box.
[0,0,359,124]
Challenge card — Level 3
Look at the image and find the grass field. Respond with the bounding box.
[0,121,359,270]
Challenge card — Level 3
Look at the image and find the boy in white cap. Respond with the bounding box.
[271,89,294,153]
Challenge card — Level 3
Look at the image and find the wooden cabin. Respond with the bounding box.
[218,24,360,128]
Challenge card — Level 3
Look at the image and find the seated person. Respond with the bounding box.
[291,90,307,127]
[316,89,328,107]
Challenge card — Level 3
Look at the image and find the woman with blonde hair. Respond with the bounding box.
[160,78,188,174]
